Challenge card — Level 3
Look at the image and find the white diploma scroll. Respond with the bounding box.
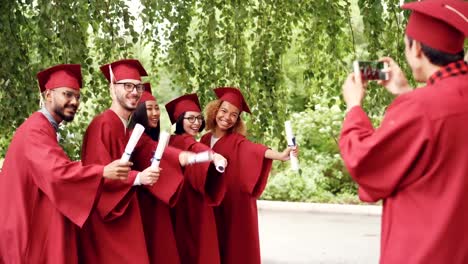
[151,131,170,168]
[285,120,299,171]
[120,123,145,163]
[187,151,226,173]
[214,159,226,173]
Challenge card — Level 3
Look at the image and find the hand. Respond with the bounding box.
[278,147,294,162]
[290,146,299,158]
[140,167,160,186]
[342,72,367,111]
[103,160,132,180]
[378,57,412,95]
[212,153,227,170]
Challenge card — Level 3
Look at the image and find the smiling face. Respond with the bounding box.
[215,101,240,132]
[47,87,81,123]
[112,79,143,111]
[182,111,204,136]
[145,100,160,128]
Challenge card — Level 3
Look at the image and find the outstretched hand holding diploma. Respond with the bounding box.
[151,132,227,173]
[285,121,299,171]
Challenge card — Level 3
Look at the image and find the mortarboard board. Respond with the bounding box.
[402,0,468,54]
[165,93,202,124]
[213,87,251,114]
[100,59,148,83]
[37,64,82,93]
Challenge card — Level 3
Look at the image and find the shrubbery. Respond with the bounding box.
[262,96,358,203]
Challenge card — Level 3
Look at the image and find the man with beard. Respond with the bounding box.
[0,64,132,264]
[78,59,161,263]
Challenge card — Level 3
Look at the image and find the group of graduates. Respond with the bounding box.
[0,57,296,264]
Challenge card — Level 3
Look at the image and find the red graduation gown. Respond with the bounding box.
[169,133,226,264]
[78,109,150,264]
[0,112,103,264]
[131,133,184,264]
[339,73,468,263]
[200,132,272,264]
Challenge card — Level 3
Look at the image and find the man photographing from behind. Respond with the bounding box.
[339,0,468,263]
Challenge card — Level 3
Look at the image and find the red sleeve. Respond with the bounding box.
[81,118,135,221]
[339,100,432,202]
[144,145,184,207]
[185,141,225,206]
[132,136,184,207]
[237,139,273,198]
[26,125,103,227]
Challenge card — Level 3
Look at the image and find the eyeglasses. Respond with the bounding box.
[115,82,145,93]
[53,90,81,101]
[184,115,204,123]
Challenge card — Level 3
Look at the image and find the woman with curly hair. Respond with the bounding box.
[200,87,297,264]
[165,93,227,264]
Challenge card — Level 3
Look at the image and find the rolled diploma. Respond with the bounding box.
[151,131,170,168]
[285,120,299,171]
[120,123,145,163]
[214,158,226,173]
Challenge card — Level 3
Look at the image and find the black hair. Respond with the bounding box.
[128,102,160,141]
[407,36,465,66]
[174,111,205,135]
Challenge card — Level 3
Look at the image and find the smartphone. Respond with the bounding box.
[353,60,389,81]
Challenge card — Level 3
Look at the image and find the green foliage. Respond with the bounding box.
[262,96,358,202]
[1,0,418,201]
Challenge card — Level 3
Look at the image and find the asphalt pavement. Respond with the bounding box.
[258,201,381,264]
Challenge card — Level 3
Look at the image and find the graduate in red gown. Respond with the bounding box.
[0,64,131,264]
[339,1,468,262]
[165,93,227,264]
[128,83,190,264]
[200,87,297,264]
[79,59,161,264]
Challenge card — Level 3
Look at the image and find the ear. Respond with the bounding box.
[412,40,423,58]
[44,90,54,102]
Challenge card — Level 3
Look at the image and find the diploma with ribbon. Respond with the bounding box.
[285,120,299,171]
[120,123,145,163]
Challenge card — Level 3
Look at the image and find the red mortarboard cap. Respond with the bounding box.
[214,87,251,114]
[139,83,156,103]
[37,64,82,93]
[165,93,202,124]
[402,0,468,54]
[100,59,148,82]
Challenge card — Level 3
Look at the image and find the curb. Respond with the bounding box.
[257,200,382,216]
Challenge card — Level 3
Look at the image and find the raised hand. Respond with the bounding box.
[378,57,412,95]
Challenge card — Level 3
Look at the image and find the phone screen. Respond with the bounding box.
[354,61,388,81]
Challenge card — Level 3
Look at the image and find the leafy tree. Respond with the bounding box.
[4,0,457,201]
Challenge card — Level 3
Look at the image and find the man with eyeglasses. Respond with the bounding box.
[0,64,133,264]
[78,59,161,264]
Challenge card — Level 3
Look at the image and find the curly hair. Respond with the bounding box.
[204,99,247,136]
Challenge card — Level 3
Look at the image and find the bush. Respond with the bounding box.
[262,96,360,203]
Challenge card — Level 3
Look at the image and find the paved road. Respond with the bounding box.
[258,208,381,264]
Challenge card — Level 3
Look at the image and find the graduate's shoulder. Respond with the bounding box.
[170,133,196,150]
[86,109,120,130]
[17,112,55,137]
[391,76,468,121]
